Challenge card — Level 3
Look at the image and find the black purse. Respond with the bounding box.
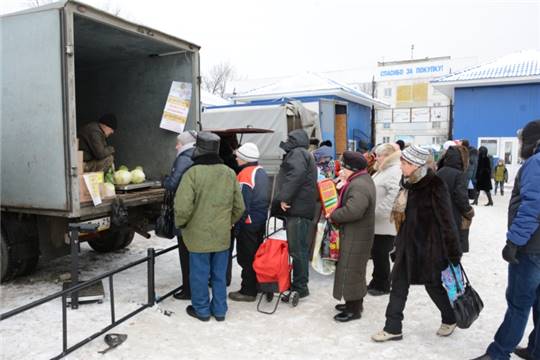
[449,263,484,329]
[155,190,176,239]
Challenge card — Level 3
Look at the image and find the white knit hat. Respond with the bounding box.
[177,130,197,145]
[236,142,260,162]
[401,144,430,166]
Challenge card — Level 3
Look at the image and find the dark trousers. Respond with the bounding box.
[494,181,505,195]
[226,231,234,286]
[176,232,190,295]
[236,224,265,296]
[286,217,312,296]
[487,253,540,359]
[384,262,456,334]
[474,190,493,204]
[368,235,395,292]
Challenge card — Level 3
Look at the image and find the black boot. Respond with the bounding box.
[514,347,532,360]
[485,191,493,206]
[334,300,362,322]
[472,192,479,205]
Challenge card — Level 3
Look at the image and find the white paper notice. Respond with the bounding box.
[160,81,192,133]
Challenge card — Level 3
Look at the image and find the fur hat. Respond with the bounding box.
[193,132,220,158]
[177,130,197,145]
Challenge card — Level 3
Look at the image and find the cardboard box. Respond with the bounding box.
[79,175,92,203]
[77,151,84,175]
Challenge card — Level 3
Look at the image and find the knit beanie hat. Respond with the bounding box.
[193,131,220,158]
[236,142,260,162]
[342,151,368,172]
[99,113,117,130]
[520,119,540,159]
[443,140,456,151]
[177,130,197,145]
[401,145,430,166]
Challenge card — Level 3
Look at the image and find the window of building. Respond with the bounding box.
[382,136,390,143]
[383,122,391,129]
[384,88,392,98]
[432,121,441,129]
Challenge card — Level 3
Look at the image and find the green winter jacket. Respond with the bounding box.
[174,157,245,253]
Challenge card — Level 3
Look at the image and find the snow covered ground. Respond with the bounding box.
[0,189,532,360]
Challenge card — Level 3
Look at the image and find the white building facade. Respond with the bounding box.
[374,57,454,146]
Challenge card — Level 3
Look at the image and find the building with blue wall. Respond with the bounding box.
[432,50,540,180]
[231,73,388,156]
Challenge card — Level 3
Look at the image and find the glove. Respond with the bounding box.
[502,240,519,264]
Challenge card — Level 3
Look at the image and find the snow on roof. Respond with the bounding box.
[432,50,540,90]
[232,72,389,109]
[201,90,231,106]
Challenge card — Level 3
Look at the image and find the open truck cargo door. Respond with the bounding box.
[1,8,70,212]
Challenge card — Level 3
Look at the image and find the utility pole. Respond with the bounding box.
[411,44,415,60]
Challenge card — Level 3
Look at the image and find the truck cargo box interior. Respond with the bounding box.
[74,14,196,180]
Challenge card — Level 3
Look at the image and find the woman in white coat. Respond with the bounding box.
[367,144,402,296]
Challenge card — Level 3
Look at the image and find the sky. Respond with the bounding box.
[2,0,540,80]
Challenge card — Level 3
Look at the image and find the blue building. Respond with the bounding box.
[432,50,540,179]
[231,72,389,156]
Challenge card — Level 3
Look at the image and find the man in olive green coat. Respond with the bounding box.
[175,132,245,322]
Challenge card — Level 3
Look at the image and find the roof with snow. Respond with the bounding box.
[432,50,540,95]
[232,72,389,109]
[201,90,231,107]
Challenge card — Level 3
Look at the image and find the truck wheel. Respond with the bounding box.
[1,227,39,282]
[88,228,135,253]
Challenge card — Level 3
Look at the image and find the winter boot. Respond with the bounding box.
[334,300,362,322]
[485,192,494,206]
[472,192,479,205]
[436,323,457,337]
[228,291,256,302]
[514,347,532,360]
[371,330,403,342]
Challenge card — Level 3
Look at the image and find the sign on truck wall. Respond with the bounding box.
[160,81,192,133]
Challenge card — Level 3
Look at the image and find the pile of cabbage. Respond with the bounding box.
[106,165,146,186]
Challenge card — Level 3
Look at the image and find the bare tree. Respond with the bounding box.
[202,62,237,97]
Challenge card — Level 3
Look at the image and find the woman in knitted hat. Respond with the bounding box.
[329,151,376,322]
[372,145,461,342]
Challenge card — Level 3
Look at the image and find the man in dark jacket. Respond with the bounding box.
[273,129,317,301]
[162,130,197,300]
[229,143,269,302]
[437,145,475,252]
[78,113,117,172]
[475,120,540,360]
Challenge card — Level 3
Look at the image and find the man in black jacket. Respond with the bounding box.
[273,129,317,301]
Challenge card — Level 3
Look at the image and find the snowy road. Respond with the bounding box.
[0,190,531,359]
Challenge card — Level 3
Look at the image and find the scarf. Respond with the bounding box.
[176,142,194,156]
[390,165,428,233]
[337,169,368,208]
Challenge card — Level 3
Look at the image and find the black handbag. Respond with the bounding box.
[155,190,176,239]
[449,263,484,329]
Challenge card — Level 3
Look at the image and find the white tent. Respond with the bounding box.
[201,90,231,107]
[201,101,320,175]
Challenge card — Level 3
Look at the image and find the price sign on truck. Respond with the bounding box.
[160,81,192,133]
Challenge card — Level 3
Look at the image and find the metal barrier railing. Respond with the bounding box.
[0,244,181,360]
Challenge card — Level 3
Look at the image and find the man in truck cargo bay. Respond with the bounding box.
[78,113,117,172]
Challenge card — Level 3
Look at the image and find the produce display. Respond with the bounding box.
[105,165,146,186]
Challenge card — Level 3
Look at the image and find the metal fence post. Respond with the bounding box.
[147,248,155,306]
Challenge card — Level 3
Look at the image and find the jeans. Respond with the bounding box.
[384,262,456,334]
[487,253,540,359]
[526,297,540,359]
[368,235,395,292]
[494,181,505,195]
[286,217,312,296]
[236,224,265,296]
[189,249,229,317]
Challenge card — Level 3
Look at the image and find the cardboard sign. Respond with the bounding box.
[82,172,104,206]
[318,179,339,218]
[160,81,192,133]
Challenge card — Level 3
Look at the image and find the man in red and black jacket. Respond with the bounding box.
[229,143,270,302]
